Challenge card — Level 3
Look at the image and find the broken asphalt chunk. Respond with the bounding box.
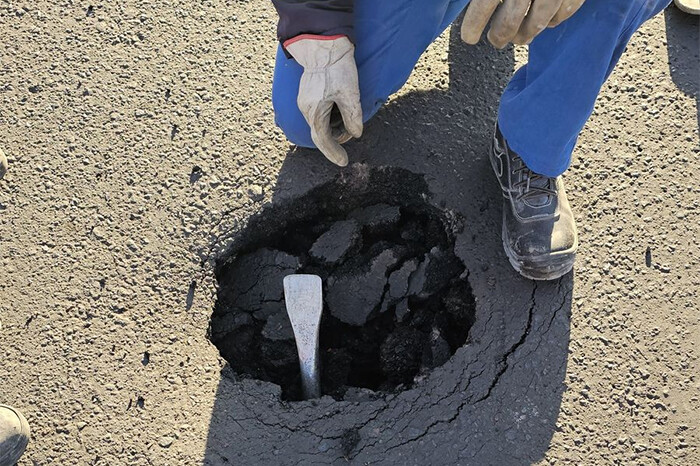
[349,204,401,235]
[326,249,399,326]
[262,311,295,341]
[309,219,361,264]
[380,259,419,313]
[219,248,299,313]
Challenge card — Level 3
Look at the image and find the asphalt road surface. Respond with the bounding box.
[1,2,698,465]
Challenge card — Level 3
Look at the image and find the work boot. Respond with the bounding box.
[490,125,578,280]
[0,405,30,466]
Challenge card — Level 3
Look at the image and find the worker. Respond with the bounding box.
[270,0,671,280]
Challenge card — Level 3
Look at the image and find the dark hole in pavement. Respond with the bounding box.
[209,167,476,401]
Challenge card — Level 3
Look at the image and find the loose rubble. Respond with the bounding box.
[210,202,475,400]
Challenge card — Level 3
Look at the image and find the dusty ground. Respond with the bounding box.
[1,1,698,465]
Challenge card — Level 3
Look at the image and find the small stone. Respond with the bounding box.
[91,226,106,240]
[326,249,399,326]
[262,311,294,341]
[158,436,174,448]
[247,184,264,201]
[189,166,203,183]
[426,327,451,368]
[309,220,361,264]
[56,424,71,434]
[349,204,401,234]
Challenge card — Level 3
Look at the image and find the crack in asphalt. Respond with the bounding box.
[214,253,559,460]
[475,281,537,404]
[349,281,540,458]
[200,204,248,270]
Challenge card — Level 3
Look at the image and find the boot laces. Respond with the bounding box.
[512,155,556,206]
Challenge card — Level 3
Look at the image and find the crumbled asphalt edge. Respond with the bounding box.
[203,165,572,464]
[206,277,571,465]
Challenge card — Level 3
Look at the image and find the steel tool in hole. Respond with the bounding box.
[283,274,323,399]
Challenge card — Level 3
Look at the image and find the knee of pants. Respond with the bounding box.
[596,0,670,29]
[272,45,316,149]
[273,102,315,149]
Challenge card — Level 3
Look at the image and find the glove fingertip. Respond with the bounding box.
[347,121,363,139]
[329,149,349,167]
[460,26,479,45]
[486,29,506,49]
[314,135,349,167]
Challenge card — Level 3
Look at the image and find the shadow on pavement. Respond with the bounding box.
[203,24,572,465]
[664,5,700,129]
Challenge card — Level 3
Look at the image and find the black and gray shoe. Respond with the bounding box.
[490,125,578,280]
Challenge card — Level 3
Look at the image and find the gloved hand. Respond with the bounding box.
[285,36,363,167]
[461,0,586,49]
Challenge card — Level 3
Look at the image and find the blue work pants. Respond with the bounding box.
[272,0,670,176]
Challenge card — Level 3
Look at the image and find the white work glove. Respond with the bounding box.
[286,36,363,167]
[461,0,586,49]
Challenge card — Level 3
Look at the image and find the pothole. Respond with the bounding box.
[209,167,476,401]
